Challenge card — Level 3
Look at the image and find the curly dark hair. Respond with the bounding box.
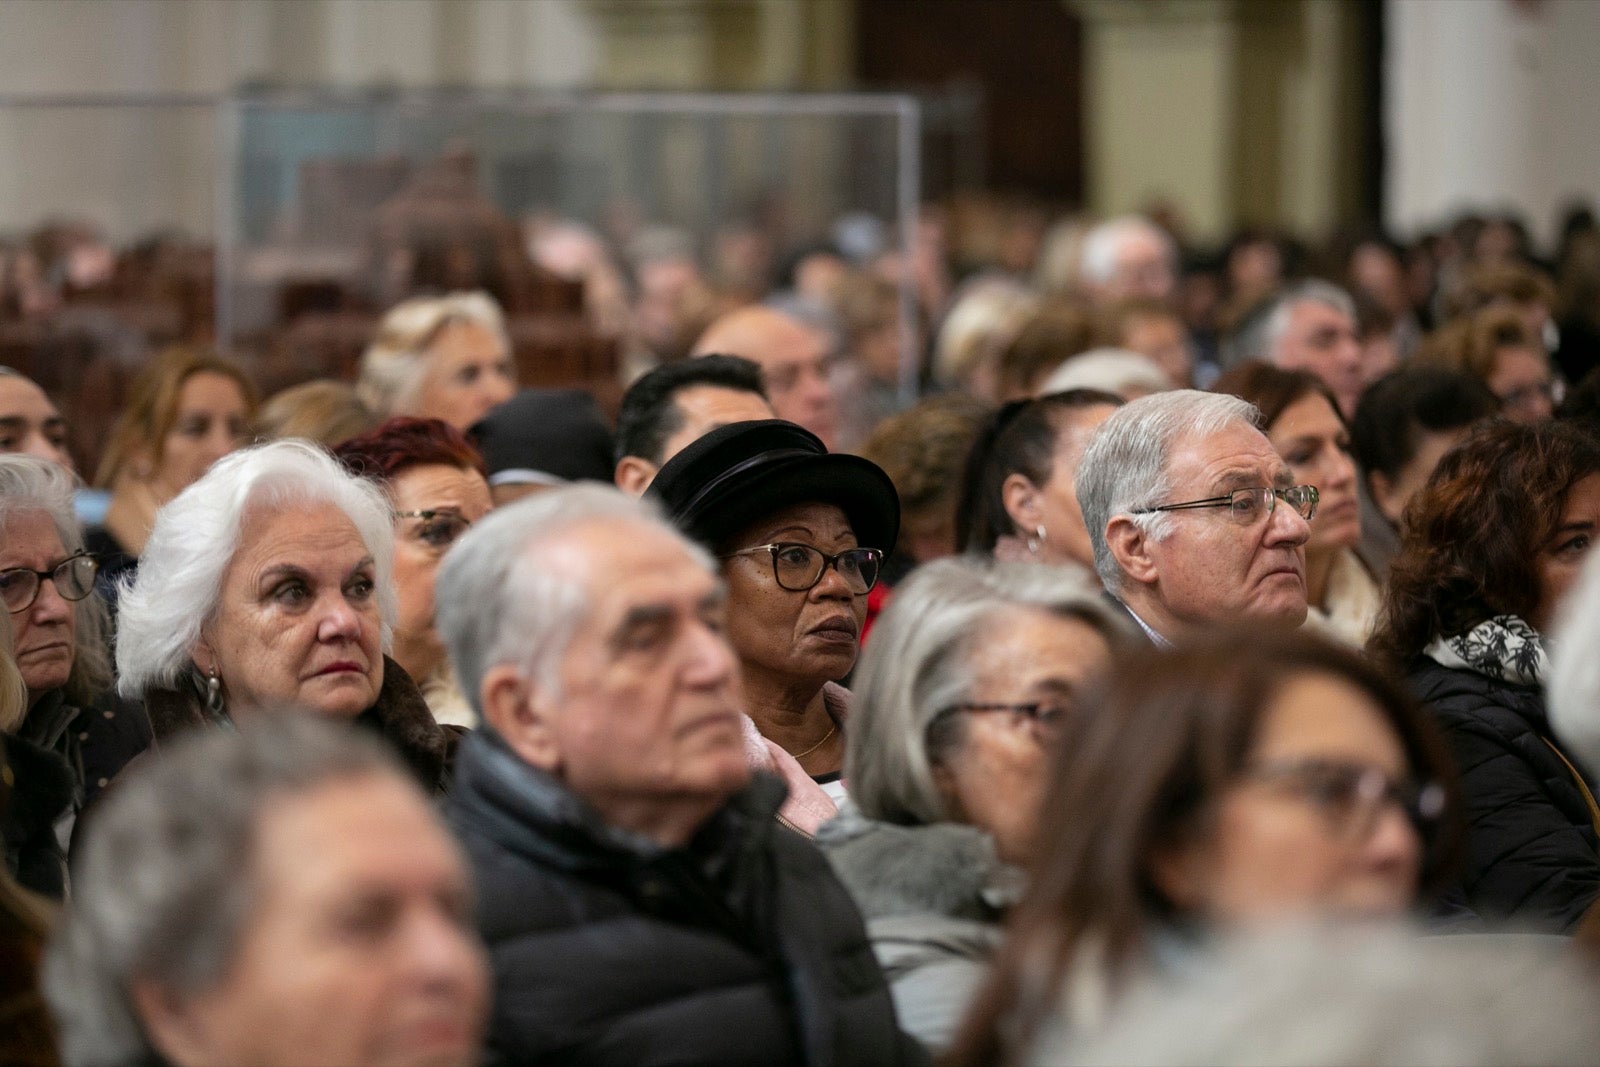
[1368,419,1600,664]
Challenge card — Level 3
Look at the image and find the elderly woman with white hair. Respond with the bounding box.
[814,557,1123,1052]
[116,440,460,794]
[45,716,490,1067]
[357,290,517,430]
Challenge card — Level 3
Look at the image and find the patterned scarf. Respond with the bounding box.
[1424,614,1550,688]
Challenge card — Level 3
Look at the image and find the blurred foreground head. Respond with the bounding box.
[46,716,489,1067]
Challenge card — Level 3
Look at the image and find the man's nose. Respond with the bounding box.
[1268,497,1313,545]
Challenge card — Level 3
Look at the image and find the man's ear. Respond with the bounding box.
[1001,473,1041,532]
[131,980,212,1067]
[480,663,561,772]
[1105,515,1159,585]
[613,457,658,498]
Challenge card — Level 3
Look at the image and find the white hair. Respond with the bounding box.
[356,291,508,417]
[1550,546,1600,771]
[1074,390,1260,590]
[1039,348,1172,400]
[846,558,1123,826]
[1079,216,1175,287]
[1050,923,1600,1065]
[0,454,112,704]
[115,440,397,698]
[435,483,714,715]
[44,717,409,1067]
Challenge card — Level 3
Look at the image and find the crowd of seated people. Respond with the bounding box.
[3,194,1600,1067]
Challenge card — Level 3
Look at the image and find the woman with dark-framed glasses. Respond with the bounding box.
[813,557,1122,1052]
[0,454,141,897]
[335,417,493,728]
[648,419,900,806]
[946,629,1461,1067]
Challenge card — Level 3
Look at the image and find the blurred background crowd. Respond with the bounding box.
[3,1,1600,1065]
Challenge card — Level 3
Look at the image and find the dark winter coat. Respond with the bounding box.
[141,657,459,795]
[1409,657,1600,932]
[445,728,926,1067]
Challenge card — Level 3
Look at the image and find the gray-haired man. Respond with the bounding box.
[1076,390,1316,645]
[436,484,922,1066]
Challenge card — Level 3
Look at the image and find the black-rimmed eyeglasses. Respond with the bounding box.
[1133,485,1319,525]
[722,542,884,595]
[1243,758,1446,845]
[0,552,99,613]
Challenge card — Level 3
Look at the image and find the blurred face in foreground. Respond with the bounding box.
[138,772,489,1067]
[1154,670,1429,923]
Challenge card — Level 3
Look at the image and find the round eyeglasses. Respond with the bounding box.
[0,552,99,614]
[722,542,884,595]
[1133,485,1319,526]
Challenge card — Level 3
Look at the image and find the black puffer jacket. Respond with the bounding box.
[1409,657,1600,931]
[445,729,925,1067]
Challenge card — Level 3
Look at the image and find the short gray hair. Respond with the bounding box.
[1038,348,1172,399]
[44,716,409,1067]
[1235,279,1357,366]
[1074,390,1260,590]
[846,558,1124,826]
[1550,547,1600,772]
[1079,216,1175,287]
[0,454,112,705]
[115,440,397,698]
[436,483,713,714]
[356,291,509,417]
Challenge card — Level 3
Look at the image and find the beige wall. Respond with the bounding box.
[1077,0,1370,243]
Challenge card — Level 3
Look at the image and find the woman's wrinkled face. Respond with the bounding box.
[0,510,77,706]
[407,321,515,430]
[1267,393,1361,554]
[722,502,869,691]
[198,501,384,719]
[933,610,1111,865]
[388,464,492,684]
[141,773,489,1067]
[153,372,251,501]
[1155,671,1425,925]
[1533,472,1600,632]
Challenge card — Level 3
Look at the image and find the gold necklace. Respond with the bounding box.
[791,723,837,760]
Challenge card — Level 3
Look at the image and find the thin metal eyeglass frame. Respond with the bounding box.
[1132,485,1319,522]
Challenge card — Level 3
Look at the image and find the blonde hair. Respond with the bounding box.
[94,347,257,490]
[356,291,508,417]
[254,380,376,448]
[0,609,26,734]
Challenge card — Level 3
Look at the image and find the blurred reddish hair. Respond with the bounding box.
[332,416,486,487]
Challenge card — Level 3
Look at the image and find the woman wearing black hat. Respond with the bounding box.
[649,420,900,798]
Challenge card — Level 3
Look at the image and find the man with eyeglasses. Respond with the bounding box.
[435,485,921,1067]
[1076,390,1316,646]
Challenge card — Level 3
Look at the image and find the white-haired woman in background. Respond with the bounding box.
[814,558,1123,1052]
[116,440,460,794]
[46,716,489,1067]
[356,290,516,430]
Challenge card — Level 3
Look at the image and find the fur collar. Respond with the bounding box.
[816,802,1012,922]
[142,657,455,794]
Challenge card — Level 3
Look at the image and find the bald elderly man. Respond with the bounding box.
[692,305,839,450]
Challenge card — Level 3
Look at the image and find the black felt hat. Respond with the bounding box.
[646,419,900,555]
